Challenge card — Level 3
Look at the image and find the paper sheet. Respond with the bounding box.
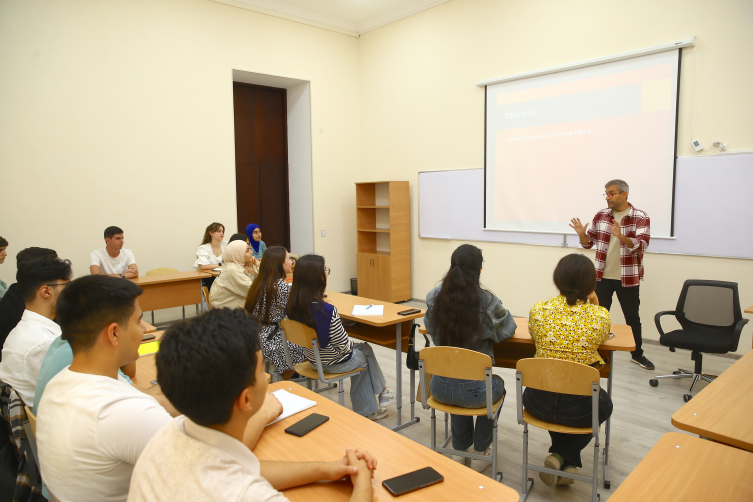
[351,305,384,316]
[266,389,317,426]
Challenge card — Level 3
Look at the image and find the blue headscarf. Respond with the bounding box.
[245,224,261,253]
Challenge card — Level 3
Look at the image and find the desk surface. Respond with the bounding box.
[255,381,519,502]
[671,349,753,451]
[131,271,211,285]
[325,291,424,327]
[609,432,753,501]
[746,305,753,314]
[143,322,157,334]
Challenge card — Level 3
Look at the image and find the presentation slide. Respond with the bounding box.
[484,50,680,237]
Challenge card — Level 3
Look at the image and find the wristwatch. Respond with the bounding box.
[119,273,125,279]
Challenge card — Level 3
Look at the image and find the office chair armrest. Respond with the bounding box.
[734,318,749,337]
[654,310,677,337]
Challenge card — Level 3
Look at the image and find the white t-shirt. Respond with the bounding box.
[90,248,136,275]
[0,310,61,404]
[37,367,172,502]
[128,416,289,502]
[194,242,226,269]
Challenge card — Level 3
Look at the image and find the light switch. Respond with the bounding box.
[321,230,326,237]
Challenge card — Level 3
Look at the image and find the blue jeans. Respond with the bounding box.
[313,343,386,417]
[430,374,505,451]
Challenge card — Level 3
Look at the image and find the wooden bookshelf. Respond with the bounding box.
[355,181,411,302]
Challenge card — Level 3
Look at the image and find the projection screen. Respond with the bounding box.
[484,49,681,237]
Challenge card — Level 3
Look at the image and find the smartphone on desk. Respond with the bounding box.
[284,413,329,437]
[382,467,443,496]
[397,308,421,316]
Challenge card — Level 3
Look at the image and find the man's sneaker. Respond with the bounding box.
[367,407,389,421]
[470,446,493,472]
[631,355,655,370]
[540,454,563,486]
[378,388,397,407]
[557,465,578,485]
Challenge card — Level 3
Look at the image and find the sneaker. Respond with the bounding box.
[367,407,389,421]
[557,465,578,485]
[451,446,471,467]
[470,446,493,472]
[378,388,397,407]
[540,454,563,486]
[631,355,655,370]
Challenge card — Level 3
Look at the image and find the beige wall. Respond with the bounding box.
[1,0,751,351]
[358,0,753,353]
[0,0,360,297]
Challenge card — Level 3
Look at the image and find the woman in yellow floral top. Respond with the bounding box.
[523,254,614,487]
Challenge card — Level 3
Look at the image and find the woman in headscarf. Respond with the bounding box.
[208,241,258,310]
[245,223,267,260]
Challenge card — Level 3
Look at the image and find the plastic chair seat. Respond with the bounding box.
[660,327,737,354]
[521,409,599,434]
[426,394,504,417]
[294,363,363,381]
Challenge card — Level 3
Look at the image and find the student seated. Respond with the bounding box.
[0,257,72,405]
[208,241,257,309]
[286,255,395,420]
[0,235,8,299]
[245,223,267,260]
[228,233,248,244]
[0,247,59,353]
[424,244,516,471]
[127,308,377,502]
[90,226,138,278]
[245,246,306,380]
[523,253,613,486]
[195,222,226,272]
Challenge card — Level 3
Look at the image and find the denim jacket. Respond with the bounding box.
[424,285,517,364]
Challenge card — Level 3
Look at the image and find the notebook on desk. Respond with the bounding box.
[267,389,317,425]
[352,305,384,316]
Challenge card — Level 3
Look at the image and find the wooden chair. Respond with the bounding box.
[279,319,363,405]
[417,346,505,481]
[202,286,212,310]
[24,406,61,502]
[515,358,601,502]
[145,268,181,324]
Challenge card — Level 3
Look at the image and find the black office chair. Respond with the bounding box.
[649,280,748,402]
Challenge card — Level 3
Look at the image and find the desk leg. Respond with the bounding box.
[603,350,613,489]
[389,321,419,432]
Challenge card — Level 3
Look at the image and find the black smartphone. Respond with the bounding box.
[383,467,443,496]
[142,333,156,341]
[284,413,329,437]
[397,309,421,316]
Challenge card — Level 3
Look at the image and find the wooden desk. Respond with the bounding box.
[745,305,753,314]
[325,292,425,432]
[256,382,520,502]
[671,349,753,451]
[419,317,635,489]
[609,432,753,501]
[131,271,211,313]
[143,322,157,334]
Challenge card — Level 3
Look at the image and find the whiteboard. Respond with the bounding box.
[418,152,753,259]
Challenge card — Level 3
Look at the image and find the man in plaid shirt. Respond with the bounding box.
[569,179,654,370]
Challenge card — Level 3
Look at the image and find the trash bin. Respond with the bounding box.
[350,278,358,296]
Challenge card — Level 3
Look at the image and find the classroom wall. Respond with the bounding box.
[0,0,360,295]
[358,0,753,353]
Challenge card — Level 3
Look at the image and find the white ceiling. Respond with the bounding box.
[212,0,451,37]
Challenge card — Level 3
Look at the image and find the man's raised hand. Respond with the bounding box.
[569,218,588,236]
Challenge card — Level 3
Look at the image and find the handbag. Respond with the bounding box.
[406,323,431,370]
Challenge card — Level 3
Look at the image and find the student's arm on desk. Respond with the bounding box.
[242,393,283,449]
[124,264,138,279]
[261,448,376,502]
[488,295,517,342]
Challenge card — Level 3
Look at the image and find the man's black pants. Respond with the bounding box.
[595,279,642,358]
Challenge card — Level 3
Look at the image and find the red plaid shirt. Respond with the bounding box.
[581,203,650,287]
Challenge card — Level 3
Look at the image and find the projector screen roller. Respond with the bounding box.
[484,49,680,237]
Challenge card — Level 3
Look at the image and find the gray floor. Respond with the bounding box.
[308,301,736,501]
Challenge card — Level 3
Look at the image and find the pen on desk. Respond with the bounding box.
[365,304,373,310]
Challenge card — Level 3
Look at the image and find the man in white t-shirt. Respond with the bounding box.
[0,258,72,404]
[90,226,138,278]
[128,309,376,502]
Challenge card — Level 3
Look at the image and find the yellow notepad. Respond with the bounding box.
[139,340,160,357]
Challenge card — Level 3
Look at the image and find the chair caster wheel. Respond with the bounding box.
[673,370,682,375]
[604,481,611,489]
[683,394,692,402]
[649,379,658,387]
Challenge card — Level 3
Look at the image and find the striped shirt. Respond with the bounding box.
[581,203,650,287]
[304,304,353,366]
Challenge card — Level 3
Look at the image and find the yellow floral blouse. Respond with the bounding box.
[528,295,611,368]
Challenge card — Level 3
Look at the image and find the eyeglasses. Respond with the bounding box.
[325,267,331,276]
[45,281,70,288]
[603,190,622,199]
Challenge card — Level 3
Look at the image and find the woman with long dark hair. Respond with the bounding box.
[194,222,226,291]
[244,246,306,380]
[424,244,517,471]
[524,253,613,486]
[287,254,394,420]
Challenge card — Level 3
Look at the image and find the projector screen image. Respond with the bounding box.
[484,49,680,237]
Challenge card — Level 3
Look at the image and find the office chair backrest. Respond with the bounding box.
[676,280,741,329]
[146,268,179,276]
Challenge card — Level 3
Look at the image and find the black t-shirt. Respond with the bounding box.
[0,284,25,359]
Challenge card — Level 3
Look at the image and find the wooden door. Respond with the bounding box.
[233,82,290,249]
[372,254,392,302]
[356,254,374,299]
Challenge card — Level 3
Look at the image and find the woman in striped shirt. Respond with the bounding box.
[287,254,395,420]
